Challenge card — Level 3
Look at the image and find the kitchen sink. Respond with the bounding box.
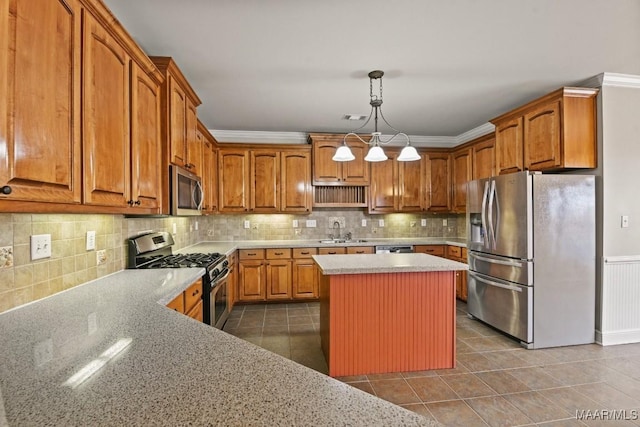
[318,239,368,244]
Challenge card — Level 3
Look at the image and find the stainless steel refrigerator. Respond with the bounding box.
[466,171,595,349]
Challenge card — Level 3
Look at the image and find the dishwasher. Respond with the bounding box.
[374,245,414,254]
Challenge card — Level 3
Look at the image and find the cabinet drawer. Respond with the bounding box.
[186,299,203,322]
[461,247,468,260]
[239,249,265,260]
[266,248,292,259]
[166,294,184,314]
[415,245,445,256]
[347,246,374,255]
[184,278,203,313]
[447,245,462,258]
[318,247,347,255]
[293,247,318,258]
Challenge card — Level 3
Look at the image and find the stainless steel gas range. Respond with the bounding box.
[127,231,230,329]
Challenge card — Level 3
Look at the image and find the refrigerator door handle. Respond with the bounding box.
[481,181,489,246]
[469,271,523,292]
[470,253,523,268]
[487,180,497,248]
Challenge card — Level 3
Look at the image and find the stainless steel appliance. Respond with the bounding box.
[375,245,414,254]
[128,231,230,329]
[170,165,203,216]
[466,171,595,349]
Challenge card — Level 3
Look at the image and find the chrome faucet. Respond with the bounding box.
[333,221,341,240]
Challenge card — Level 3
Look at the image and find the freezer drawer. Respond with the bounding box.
[467,271,532,344]
[468,251,533,286]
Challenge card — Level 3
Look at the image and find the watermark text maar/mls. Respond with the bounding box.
[576,409,639,421]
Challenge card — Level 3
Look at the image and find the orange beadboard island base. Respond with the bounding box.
[319,271,457,377]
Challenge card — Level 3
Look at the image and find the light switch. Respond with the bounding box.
[421,219,427,227]
[442,219,448,226]
[306,220,316,228]
[292,220,299,228]
[361,219,367,227]
[30,234,51,260]
[244,220,250,229]
[378,219,385,227]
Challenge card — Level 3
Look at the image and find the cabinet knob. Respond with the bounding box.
[134,200,141,206]
[0,185,11,195]
[127,199,134,206]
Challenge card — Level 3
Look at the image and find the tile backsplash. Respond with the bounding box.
[0,210,465,313]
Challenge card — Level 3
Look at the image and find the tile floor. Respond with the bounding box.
[224,301,640,427]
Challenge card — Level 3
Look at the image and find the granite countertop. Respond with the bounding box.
[313,253,469,275]
[0,269,435,426]
[179,237,467,257]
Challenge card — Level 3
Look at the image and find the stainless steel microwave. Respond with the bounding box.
[170,165,203,216]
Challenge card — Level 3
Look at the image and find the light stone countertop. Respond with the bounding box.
[313,253,469,275]
[179,237,466,257]
[0,268,436,426]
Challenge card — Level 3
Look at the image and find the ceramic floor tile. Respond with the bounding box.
[369,379,421,405]
[457,352,501,372]
[465,395,533,427]
[502,391,573,423]
[400,403,437,422]
[427,399,490,427]
[348,381,376,396]
[475,370,531,394]
[507,366,565,390]
[405,376,459,403]
[464,336,519,352]
[335,375,368,383]
[441,373,497,399]
[483,349,531,369]
[367,372,404,380]
[538,387,602,414]
[536,419,589,427]
[572,382,640,409]
[401,370,438,379]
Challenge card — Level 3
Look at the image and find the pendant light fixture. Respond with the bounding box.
[333,70,420,162]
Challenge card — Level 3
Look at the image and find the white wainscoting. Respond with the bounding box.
[597,256,640,345]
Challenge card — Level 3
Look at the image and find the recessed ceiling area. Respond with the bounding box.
[103,0,640,144]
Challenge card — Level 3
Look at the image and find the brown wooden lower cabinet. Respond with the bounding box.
[292,248,319,299]
[166,278,203,321]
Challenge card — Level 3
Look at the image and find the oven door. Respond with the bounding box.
[210,270,230,329]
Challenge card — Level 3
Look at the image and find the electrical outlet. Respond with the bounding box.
[293,220,299,228]
[361,219,367,227]
[30,234,52,260]
[96,249,107,265]
[442,219,448,227]
[194,221,199,231]
[243,220,250,229]
[622,215,630,228]
[306,220,316,228]
[378,219,385,227]
[172,223,177,234]
[86,230,96,251]
[421,219,427,227]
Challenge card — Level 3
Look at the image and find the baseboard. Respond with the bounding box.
[596,328,640,346]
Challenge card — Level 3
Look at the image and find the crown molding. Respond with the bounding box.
[578,72,640,89]
[208,127,493,148]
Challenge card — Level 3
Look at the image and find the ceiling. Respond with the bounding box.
[103,0,640,146]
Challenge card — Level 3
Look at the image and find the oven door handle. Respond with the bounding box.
[212,268,230,286]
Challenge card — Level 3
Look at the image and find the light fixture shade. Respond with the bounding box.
[364,145,388,162]
[332,145,355,161]
[397,145,421,161]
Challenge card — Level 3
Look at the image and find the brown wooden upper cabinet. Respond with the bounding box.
[151,57,202,173]
[451,146,472,213]
[309,134,370,185]
[0,0,82,206]
[425,151,451,212]
[218,146,312,213]
[198,120,219,214]
[471,133,496,180]
[491,87,598,174]
[368,149,426,213]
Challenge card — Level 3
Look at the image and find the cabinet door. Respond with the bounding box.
[185,98,201,174]
[281,150,312,212]
[341,140,369,184]
[130,62,161,209]
[495,117,524,175]
[292,260,318,299]
[168,76,187,167]
[251,150,279,212]
[201,139,215,212]
[524,100,561,171]
[0,0,82,204]
[451,147,472,213]
[82,12,130,207]
[238,260,265,301]
[472,136,496,180]
[266,260,292,300]
[312,140,342,183]
[219,149,250,212]
[425,152,450,212]
[346,246,374,254]
[369,156,397,213]
[398,157,426,212]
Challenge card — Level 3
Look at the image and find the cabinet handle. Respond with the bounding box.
[0,185,11,195]
[192,289,199,296]
[275,252,283,255]
[301,251,309,255]
[356,251,364,254]
[185,163,193,169]
[328,251,337,254]
[247,253,256,256]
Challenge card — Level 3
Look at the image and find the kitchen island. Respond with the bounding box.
[313,253,467,377]
[0,269,435,426]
